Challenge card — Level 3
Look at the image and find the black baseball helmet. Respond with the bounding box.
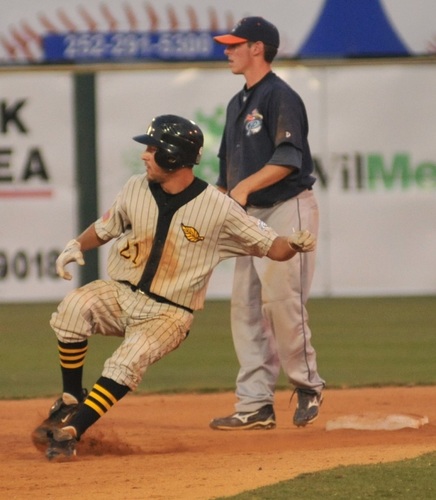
[133,114,204,171]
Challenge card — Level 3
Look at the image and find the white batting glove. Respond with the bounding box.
[56,239,85,280]
[288,230,316,253]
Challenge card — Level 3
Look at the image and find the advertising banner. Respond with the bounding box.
[321,65,436,295]
[1,0,436,64]
[0,73,77,301]
[1,63,435,302]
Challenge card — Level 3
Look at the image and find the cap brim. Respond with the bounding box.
[213,34,248,45]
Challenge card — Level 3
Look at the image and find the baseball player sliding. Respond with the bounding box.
[32,114,316,461]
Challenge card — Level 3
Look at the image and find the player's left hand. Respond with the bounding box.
[288,230,316,252]
[56,239,85,280]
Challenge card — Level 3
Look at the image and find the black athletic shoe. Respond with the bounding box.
[293,388,323,427]
[32,389,87,449]
[46,427,77,461]
[209,404,276,430]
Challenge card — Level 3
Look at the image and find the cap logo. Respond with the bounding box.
[231,21,243,34]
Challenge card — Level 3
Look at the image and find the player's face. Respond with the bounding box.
[224,42,254,74]
[141,146,170,183]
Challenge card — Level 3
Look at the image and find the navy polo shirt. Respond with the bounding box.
[217,71,316,207]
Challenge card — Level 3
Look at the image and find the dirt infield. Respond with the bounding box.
[1,387,435,500]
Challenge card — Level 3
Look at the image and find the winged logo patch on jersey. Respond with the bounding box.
[181,223,205,242]
[244,109,263,136]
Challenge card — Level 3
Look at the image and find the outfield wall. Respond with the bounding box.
[1,62,435,302]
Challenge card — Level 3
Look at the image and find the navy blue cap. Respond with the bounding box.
[214,17,280,49]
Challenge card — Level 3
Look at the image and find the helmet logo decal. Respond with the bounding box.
[244,109,263,136]
[181,223,205,242]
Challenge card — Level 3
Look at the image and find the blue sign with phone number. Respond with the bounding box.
[43,31,227,62]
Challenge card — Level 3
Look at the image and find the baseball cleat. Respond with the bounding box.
[46,427,78,461]
[209,404,276,430]
[293,388,323,427]
[31,389,87,450]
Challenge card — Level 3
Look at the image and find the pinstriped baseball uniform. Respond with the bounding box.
[99,174,276,310]
[50,173,278,390]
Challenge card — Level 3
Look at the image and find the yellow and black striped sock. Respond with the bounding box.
[58,340,88,401]
[69,376,130,437]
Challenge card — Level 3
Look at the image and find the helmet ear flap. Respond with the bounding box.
[155,149,183,171]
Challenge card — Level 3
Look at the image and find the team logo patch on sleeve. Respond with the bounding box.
[101,209,111,221]
[245,109,263,136]
[181,223,205,242]
[257,220,269,231]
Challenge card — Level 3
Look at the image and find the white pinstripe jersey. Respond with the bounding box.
[94,174,278,311]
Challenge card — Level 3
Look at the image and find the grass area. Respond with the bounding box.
[0,300,238,398]
[1,296,435,498]
[308,296,436,387]
[217,451,436,500]
[0,296,436,398]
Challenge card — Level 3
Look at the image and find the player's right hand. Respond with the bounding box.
[288,230,316,252]
[56,239,85,280]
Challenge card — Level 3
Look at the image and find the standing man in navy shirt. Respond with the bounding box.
[210,17,325,430]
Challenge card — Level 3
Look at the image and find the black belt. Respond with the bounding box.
[121,281,193,314]
[246,199,288,209]
[246,189,312,209]
[246,202,280,209]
